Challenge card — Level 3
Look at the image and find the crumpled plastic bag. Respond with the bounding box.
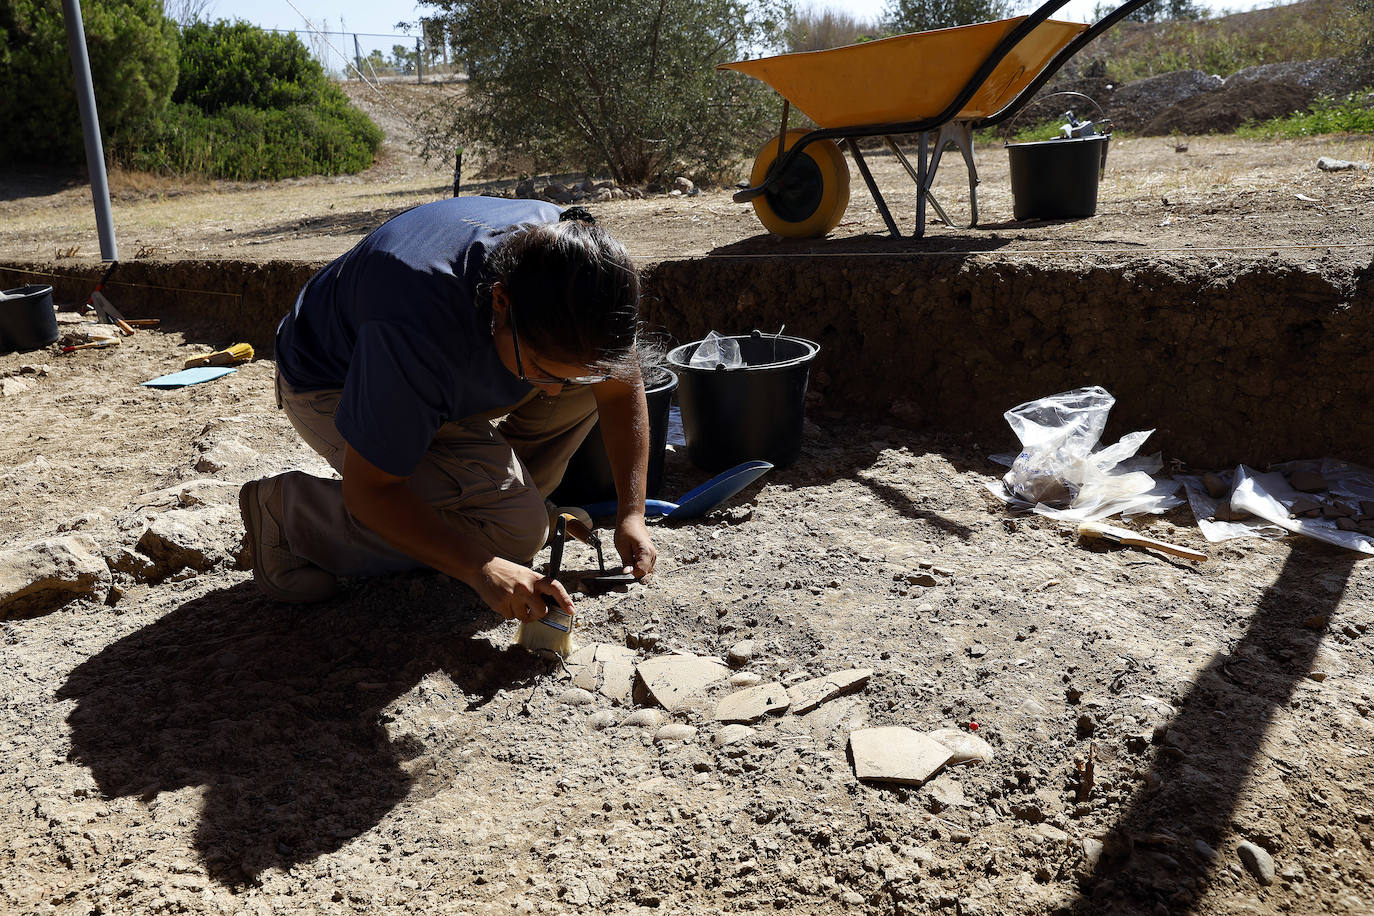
[689,331,742,369]
[991,386,1181,521]
[1228,461,1374,555]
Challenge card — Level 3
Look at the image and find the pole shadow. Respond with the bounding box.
[57,579,537,887]
[1068,543,1359,913]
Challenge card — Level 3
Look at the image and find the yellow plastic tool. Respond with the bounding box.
[184,343,254,369]
[719,16,1088,129]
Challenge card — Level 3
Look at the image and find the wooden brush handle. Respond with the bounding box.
[1114,532,1208,562]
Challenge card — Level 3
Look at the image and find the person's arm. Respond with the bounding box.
[339,443,572,621]
[593,372,658,578]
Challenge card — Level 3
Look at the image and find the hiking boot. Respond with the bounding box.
[239,476,339,603]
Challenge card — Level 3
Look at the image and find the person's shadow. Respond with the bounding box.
[57,578,536,886]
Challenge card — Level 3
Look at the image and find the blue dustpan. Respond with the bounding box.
[581,460,773,520]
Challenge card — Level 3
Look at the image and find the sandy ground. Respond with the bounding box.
[2,80,1373,916]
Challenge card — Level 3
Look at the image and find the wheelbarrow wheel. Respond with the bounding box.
[750,129,850,238]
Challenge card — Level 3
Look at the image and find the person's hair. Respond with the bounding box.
[483,208,650,379]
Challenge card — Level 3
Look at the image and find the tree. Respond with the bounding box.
[1093,0,1204,23]
[786,4,878,52]
[417,0,789,185]
[174,19,331,112]
[882,0,1013,34]
[0,0,178,165]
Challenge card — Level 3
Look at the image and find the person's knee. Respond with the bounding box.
[465,489,549,564]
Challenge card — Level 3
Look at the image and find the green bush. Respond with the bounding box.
[128,97,382,181]
[174,19,330,112]
[1236,93,1374,138]
[882,0,1011,34]
[125,19,382,180]
[0,0,178,164]
[420,0,787,185]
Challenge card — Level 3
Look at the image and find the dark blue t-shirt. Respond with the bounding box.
[276,196,562,477]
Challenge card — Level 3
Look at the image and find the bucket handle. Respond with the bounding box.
[1005,91,1108,135]
[752,325,787,364]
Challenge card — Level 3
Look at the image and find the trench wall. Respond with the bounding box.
[5,256,1371,468]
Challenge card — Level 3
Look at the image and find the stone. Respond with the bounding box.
[1289,470,1328,493]
[1237,841,1275,885]
[924,728,995,765]
[1082,838,1105,866]
[713,682,790,723]
[655,724,697,743]
[136,513,218,578]
[673,176,695,194]
[968,643,988,658]
[1201,472,1230,499]
[194,438,259,474]
[924,775,968,811]
[571,667,598,691]
[787,668,873,714]
[0,377,33,396]
[104,546,159,581]
[560,688,595,706]
[729,672,764,687]
[514,178,537,198]
[1194,839,1219,862]
[587,711,616,730]
[634,654,730,711]
[726,640,755,668]
[622,709,663,729]
[848,726,953,785]
[715,724,755,747]
[0,534,111,618]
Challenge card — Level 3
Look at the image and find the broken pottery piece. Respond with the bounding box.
[1201,472,1229,500]
[849,726,953,785]
[788,668,873,715]
[1288,470,1328,493]
[713,681,791,723]
[1288,496,1324,518]
[633,654,730,711]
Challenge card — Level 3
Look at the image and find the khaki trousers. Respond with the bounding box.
[273,372,598,575]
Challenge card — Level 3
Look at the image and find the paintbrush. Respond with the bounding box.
[1078,521,1207,562]
[515,515,576,657]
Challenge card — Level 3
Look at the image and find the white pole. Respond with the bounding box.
[60,0,118,261]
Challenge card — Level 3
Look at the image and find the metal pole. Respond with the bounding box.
[60,0,117,261]
[416,37,423,84]
[353,34,362,78]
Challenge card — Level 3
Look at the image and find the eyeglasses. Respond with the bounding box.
[508,305,610,387]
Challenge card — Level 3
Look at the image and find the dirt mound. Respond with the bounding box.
[1142,81,1316,136]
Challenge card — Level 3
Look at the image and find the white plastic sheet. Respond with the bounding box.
[688,331,742,369]
[990,386,1181,521]
[1176,470,1286,543]
[1229,462,1374,555]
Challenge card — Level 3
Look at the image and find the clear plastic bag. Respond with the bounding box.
[995,386,1181,520]
[689,331,742,369]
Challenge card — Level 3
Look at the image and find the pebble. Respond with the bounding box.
[715,724,755,747]
[655,723,698,743]
[729,672,764,687]
[587,710,616,730]
[1237,841,1275,885]
[1194,839,1219,862]
[1082,838,1105,866]
[727,640,755,667]
[560,688,595,706]
[622,709,663,728]
[924,728,994,765]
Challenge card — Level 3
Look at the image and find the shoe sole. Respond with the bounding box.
[239,479,331,603]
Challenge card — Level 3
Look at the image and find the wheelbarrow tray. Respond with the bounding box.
[719,16,1087,130]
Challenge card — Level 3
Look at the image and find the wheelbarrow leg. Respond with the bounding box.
[844,138,902,239]
[883,135,930,238]
[891,122,979,230]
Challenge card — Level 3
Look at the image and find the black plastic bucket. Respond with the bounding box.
[551,365,678,505]
[0,285,59,353]
[667,331,819,472]
[1006,135,1110,220]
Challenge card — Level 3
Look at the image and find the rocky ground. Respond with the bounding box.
[1,313,1372,916]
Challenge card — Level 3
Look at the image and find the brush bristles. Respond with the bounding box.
[516,609,576,658]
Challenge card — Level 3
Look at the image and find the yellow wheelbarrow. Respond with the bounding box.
[720,0,1155,238]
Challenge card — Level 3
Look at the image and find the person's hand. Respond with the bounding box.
[474,556,574,621]
[614,515,657,579]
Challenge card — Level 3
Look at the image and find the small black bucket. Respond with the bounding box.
[551,365,678,505]
[0,285,59,353]
[1006,135,1110,221]
[667,331,819,473]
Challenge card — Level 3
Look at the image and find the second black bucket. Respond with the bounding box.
[0,285,59,353]
[667,331,819,473]
[1006,135,1110,221]
[551,365,678,506]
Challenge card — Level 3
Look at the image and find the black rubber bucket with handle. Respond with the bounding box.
[0,285,59,353]
[551,365,678,506]
[667,331,819,473]
[1005,135,1110,220]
